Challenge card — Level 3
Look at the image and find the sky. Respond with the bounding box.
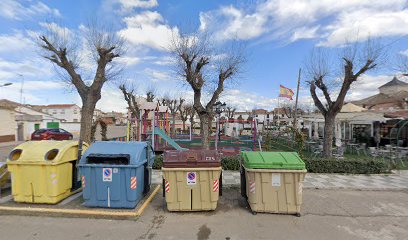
[0,0,407,112]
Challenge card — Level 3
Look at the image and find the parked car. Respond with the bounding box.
[31,128,73,141]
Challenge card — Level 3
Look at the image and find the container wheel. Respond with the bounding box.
[295,213,301,217]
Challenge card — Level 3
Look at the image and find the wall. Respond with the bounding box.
[379,85,408,95]
[0,108,16,142]
[43,105,81,122]
[60,122,81,135]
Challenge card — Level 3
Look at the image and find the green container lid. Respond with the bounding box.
[241,152,306,170]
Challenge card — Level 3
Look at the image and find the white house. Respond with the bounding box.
[0,99,62,141]
[35,104,81,122]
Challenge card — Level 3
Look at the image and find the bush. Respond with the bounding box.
[304,157,389,174]
[221,155,241,170]
[152,154,163,169]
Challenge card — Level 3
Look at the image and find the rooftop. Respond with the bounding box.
[379,77,408,89]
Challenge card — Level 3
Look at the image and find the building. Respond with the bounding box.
[353,77,408,113]
[34,104,82,122]
[0,99,62,142]
[0,106,16,142]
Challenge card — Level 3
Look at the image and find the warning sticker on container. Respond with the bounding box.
[103,168,113,182]
[272,173,281,187]
[186,172,196,185]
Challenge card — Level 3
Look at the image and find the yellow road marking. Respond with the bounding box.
[0,185,160,218]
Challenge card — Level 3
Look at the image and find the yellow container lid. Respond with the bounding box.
[7,140,88,165]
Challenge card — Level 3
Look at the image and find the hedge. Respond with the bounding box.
[303,157,389,174]
[152,154,241,170]
[152,155,163,169]
[152,153,389,174]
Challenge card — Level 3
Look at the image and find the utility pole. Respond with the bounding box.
[293,68,301,129]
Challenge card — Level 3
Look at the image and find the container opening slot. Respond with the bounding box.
[86,154,130,165]
[8,149,22,161]
[45,149,59,161]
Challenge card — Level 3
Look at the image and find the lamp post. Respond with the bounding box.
[213,101,226,151]
[0,83,13,87]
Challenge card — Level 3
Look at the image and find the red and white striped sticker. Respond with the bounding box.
[213,179,219,192]
[130,176,137,190]
[165,180,170,193]
[81,176,86,188]
[249,179,255,193]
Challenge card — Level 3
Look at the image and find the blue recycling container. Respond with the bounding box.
[78,141,154,208]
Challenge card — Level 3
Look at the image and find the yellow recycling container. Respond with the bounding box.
[241,152,307,216]
[162,150,222,211]
[0,162,10,188]
[7,140,88,204]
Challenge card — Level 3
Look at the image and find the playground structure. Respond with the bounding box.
[122,99,260,153]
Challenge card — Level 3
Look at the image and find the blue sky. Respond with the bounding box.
[0,0,408,112]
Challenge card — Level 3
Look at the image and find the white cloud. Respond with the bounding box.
[0,58,54,81]
[0,32,33,54]
[39,22,73,40]
[401,49,408,56]
[199,0,408,46]
[118,0,158,11]
[347,74,395,101]
[118,11,180,51]
[220,89,278,111]
[114,56,141,66]
[96,86,128,112]
[0,0,61,20]
[144,68,173,82]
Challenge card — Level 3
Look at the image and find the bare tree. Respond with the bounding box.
[162,97,183,137]
[146,86,156,102]
[306,40,382,157]
[178,98,189,132]
[170,31,245,149]
[225,106,236,119]
[40,21,124,143]
[119,84,140,140]
[184,103,196,130]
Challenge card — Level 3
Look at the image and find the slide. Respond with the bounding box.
[154,127,188,151]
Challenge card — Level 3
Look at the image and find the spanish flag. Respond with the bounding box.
[279,85,294,100]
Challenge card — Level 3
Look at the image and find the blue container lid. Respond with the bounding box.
[79,141,151,167]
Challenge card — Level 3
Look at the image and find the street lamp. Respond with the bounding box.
[213,101,226,151]
[0,83,12,87]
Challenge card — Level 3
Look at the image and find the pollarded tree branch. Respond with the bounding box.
[310,81,327,115]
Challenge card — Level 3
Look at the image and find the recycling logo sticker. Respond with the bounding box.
[186,172,196,185]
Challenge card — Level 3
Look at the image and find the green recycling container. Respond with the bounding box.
[240,152,307,216]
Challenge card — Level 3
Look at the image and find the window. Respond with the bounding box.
[60,110,65,114]
[73,119,78,122]
[74,110,78,114]
[52,110,57,114]
[267,114,270,118]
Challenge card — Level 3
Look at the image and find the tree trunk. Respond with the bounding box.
[199,114,211,150]
[171,114,176,137]
[80,98,97,144]
[182,121,186,132]
[322,114,335,158]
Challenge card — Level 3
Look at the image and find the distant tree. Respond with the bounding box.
[306,40,382,157]
[170,31,245,149]
[178,98,189,132]
[184,103,196,130]
[225,106,236,119]
[40,21,124,143]
[119,84,140,140]
[162,97,183,137]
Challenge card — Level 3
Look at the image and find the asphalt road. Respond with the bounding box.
[0,188,407,240]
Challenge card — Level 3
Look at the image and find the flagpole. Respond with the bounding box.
[277,97,280,127]
[293,68,301,129]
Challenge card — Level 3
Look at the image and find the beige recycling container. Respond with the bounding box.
[241,152,307,216]
[162,150,222,211]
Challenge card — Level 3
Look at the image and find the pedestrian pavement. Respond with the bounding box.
[152,170,408,190]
